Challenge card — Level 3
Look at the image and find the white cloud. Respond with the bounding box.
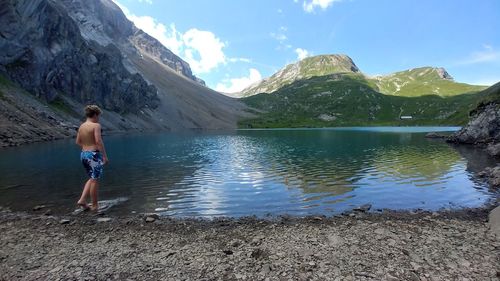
[228,57,252,63]
[270,26,291,50]
[458,45,500,65]
[183,29,226,73]
[215,68,262,93]
[295,48,311,60]
[303,0,342,13]
[138,0,152,4]
[270,32,287,42]
[112,0,227,74]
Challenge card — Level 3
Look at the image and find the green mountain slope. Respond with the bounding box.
[239,73,485,128]
[238,54,490,128]
[372,67,485,97]
[240,54,359,97]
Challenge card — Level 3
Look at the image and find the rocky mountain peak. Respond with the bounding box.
[240,54,360,97]
[435,67,453,80]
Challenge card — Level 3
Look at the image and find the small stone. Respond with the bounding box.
[59,219,70,225]
[409,272,420,281]
[223,249,233,255]
[353,204,372,212]
[97,217,112,223]
[33,205,46,211]
[261,264,272,274]
[145,216,156,223]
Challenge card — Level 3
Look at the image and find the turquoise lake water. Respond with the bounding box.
[0,127,497,217]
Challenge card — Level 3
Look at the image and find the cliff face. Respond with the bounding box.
[59,0,204,84]
[0,0,159,113]
[0,0,248,147]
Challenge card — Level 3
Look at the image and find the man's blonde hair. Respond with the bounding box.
[84,105,102,118]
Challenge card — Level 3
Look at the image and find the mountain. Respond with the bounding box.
[240,54,360,97]
[239,56,489,128]
[0,0,249,146]
[372,67,483,97]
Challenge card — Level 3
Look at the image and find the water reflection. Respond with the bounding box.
[0,128,496,217]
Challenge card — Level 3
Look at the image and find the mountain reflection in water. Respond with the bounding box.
[0,127,496,217]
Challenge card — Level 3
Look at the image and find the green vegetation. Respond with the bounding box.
[241,54,359,97]
[0,74,13,87]
[238,55,493,128]
[373,67,486,97]
[239,73,484,128]
[49,96,74,115]
[473,82,500,105]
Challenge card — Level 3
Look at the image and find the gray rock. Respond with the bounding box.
[0,0,159,113]
[481,166,500,188]
[326,234,344,246]
[97,217,112,223]
[425,132,447,138]
[59,219,70,225]
[145,216,156,223]
[486,143,500,157]
[353,204,372,212]
[489,206,500,238]
[33,205,46,211]
[448,103,500,145]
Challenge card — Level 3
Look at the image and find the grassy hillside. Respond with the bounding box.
[240,54,359,97]
[239,73,484,128]
[372,67,486,97]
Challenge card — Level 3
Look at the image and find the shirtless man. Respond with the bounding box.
[76,105,109,211]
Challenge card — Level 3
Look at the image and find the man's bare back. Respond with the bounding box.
[77,121,101,151]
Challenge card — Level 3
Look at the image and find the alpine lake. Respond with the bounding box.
[0,127,497,217]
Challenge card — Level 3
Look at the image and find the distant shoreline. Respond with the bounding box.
[1,125,462,149]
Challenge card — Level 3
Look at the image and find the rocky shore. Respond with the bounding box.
[1,207,499,281]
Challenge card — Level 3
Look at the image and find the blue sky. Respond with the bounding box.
[114,0,500,93]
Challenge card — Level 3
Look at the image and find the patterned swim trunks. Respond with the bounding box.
[81,150,103,179]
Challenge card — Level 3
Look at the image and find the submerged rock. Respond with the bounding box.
[477,166,500,189]
[425,132,448,139]
[353,204,372,212]
[486,143,500,157]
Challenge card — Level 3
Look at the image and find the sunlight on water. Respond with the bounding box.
[0,127,496,217]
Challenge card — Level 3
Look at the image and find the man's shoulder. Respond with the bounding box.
[79,122,101,130]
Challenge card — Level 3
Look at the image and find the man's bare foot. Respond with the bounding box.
[77,201,90,210]
[90,204,99,212]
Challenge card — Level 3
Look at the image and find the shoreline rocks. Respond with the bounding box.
[0,207,499,280]
[448,102,500,153]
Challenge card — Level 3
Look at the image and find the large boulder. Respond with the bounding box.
[448,103,500,145]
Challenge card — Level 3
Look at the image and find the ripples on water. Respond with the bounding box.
[0,127,496,217]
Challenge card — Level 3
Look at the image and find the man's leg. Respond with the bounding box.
[89,179,99,211]
[77,179,92,207]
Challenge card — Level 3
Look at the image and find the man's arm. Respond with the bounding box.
[94,124,108,164]
[76,129,82,147]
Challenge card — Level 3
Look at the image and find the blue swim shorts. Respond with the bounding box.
[81,150,103,179]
